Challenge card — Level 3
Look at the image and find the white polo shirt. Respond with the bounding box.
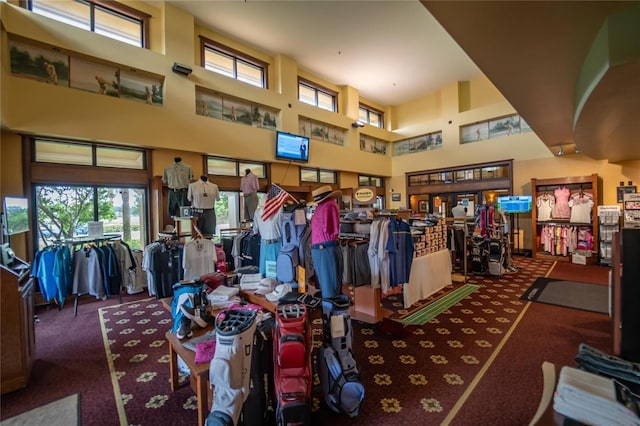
[188,180,219,209]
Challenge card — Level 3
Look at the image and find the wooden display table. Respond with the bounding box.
[166,328,213,426]
[161,291,275,426]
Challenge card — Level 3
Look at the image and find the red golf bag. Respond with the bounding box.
[273,303,312,426]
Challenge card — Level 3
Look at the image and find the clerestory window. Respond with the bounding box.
[27,0,149,48]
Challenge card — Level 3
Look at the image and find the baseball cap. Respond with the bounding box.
[266,284,293,302]
[254,278,277,295]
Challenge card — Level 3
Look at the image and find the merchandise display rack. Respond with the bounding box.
[530,174,601,262]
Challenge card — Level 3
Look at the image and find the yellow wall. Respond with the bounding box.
[1,1,638,257]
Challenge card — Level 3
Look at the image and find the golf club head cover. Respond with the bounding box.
[206,309,257,426]
[317,295,364,417]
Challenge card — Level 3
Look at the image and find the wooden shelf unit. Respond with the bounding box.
[1,257,35,394]
[530,174,601,262]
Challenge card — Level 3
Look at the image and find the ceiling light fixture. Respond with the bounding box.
[557,146,564,156]
[352,121,365,128]
[574,146,581,154]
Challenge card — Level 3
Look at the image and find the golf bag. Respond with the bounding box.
[273,304,312,426]
[240,316,276,426]
[206,309,258,426]
[487,238,505,276]
[316,295,364,417]
[469,235,488,275]
[276,208,308,289]
[170,280,207,334]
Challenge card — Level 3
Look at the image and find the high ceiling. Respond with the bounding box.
[167,0,640,163]
[422,1,640,163]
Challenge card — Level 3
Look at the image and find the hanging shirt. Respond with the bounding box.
[162,161,193,190]
[183,237,216,279]
[240,172,259,195]
[553,186,571,219]
[536,195,555,221]
[386,218,414,287]
[188,180,219,209]
[569,193,594,223]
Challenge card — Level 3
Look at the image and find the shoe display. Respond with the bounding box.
[176,316,193,339]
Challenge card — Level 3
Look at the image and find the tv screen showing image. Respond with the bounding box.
[275,131,309,162]
[3,196,30,235]
[497,195,532,214]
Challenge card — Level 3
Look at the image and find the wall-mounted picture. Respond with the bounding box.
[360,135,387,155]
[299,119,312,138]
[223,98,252,125]
[70,57,120,97]
[196,91,223,119]
[393,131,442,156]
[251,105,278,130]
[9,39,69,86]
[426,132,443,150]
[461,122,489,143]
[299,118,345,146]
[326,126,344,145]
[418,200,427,213]
[310,122,330,142]
[489,114,519,138]
[119,70,163,106]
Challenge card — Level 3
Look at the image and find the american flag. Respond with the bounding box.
[262,184,296,221]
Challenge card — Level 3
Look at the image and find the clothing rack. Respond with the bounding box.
[69,234,123,317]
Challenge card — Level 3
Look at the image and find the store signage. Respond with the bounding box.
[87,221,104,238]
[354,186,376,205]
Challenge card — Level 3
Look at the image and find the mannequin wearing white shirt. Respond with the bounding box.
[188,176,220,235]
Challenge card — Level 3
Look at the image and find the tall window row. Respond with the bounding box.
[28,0,149,48]
[200,37,268,89]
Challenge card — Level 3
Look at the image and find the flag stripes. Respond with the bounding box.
[262,184,295,220]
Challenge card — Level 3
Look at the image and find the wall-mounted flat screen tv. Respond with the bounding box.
[497,195,532,214]
[275,131,309,162]
[3,196,30,235]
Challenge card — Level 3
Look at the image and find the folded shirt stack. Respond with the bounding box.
[207,285,240,302]
[553,365,640,426]
[239,273,263,291]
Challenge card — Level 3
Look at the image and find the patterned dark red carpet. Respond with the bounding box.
[1,258,613,425]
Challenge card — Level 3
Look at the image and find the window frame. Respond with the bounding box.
[358,175,384,188]
[300,167,337,184]
[298,78,338,112]
[359,103,384,128]
[24,0,150,48]
[199,36,268,89]
[33,138,146,170]
[206,156,267,179]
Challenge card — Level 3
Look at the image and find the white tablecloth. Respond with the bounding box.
[404,249,452,309]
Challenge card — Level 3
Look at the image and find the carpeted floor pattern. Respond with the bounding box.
[100,257,553,425]
[99,299,195,426]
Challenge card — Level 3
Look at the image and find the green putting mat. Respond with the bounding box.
[401,284,481,326]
